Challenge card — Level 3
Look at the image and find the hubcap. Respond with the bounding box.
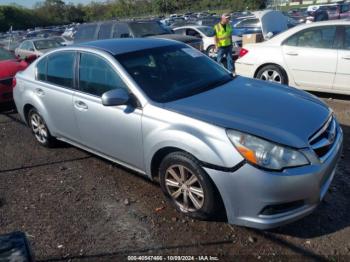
[208,47,217,58]
[30,113,48,144]
[260,69,282,83]
[165,165,204,212]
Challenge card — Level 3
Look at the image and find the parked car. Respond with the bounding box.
[15,38,62,59]
[14,38,343,229]
[173,25,242,58]
[0,47,29,104]
[305,3,350,22]
[232,11,289,39]
[74,20,203,51]
[338,2,350,19]
[236,20,350,95]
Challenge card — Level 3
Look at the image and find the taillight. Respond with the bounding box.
[12,77,16,88]
[239,48,249,58]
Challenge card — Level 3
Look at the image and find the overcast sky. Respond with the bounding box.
[0,0,106,8]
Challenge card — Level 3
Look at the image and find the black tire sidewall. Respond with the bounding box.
[159,152,217,219]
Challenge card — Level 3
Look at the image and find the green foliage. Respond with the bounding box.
[0,0,266,32]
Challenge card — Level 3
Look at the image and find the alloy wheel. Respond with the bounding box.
[165,164,204,212]
[30,113,48,144]
[260,69,282,83]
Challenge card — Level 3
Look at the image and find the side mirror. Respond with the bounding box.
[29,48,35,52]
[102,88,130,106]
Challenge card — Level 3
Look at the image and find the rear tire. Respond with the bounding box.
[159,151,218,220]
[28,108,56,147]
[256,65,288,85]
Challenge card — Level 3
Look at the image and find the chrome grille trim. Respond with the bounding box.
[309,116,332,144]
[309,115,337,162]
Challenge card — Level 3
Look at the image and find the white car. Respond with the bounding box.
[236,20,350,95]
[173,25,242,58]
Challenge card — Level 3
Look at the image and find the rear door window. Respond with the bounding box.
[47,52,75,88]
[78,52,128,97]
[284,26,337,49]
[344,27,350,50]
[36,57,47,81]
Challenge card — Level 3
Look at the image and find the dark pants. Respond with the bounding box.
[217,45,234,72]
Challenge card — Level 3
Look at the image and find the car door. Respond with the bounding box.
[35,51,80,141]
[282,25,338,90]
[73,52,144,170]
[333,26,350,92]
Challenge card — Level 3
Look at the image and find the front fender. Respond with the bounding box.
[142,106,244,177]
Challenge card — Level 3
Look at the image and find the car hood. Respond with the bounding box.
[163,77,330,148]
[149,34,201,44]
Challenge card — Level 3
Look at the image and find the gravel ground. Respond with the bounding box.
[0,93,349,262]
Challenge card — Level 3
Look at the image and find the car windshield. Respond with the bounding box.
[129,22,169,37]
[198,26,215,37]
[0,47,15,61]
[33,39,61,50]
[115,44,233,103]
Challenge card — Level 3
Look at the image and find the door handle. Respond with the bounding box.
[286,52,298,56]
[35,88,45,96]
[74,100,88,110]
[342,56,350,60]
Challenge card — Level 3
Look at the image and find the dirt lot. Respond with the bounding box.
[0,93,349,262]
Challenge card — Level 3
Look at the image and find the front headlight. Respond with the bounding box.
[227,130,309,170]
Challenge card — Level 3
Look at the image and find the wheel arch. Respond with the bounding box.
[150,146,228,221]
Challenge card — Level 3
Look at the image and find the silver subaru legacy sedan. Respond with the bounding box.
[13,38,343,229]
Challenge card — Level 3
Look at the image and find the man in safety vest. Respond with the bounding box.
[214,13,234,72]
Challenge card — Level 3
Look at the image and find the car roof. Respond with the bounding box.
[77,38,181,55]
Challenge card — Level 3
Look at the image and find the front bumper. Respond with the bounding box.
[204,127,343,229]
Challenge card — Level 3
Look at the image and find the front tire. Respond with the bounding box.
[256,65,288,85]
[206,45,217,59]
[159,152,218,220]
[28,108,56,147]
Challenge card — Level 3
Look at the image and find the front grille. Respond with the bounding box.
[309,116,337,160]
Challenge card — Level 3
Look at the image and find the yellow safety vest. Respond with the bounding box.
[214,23,233,47]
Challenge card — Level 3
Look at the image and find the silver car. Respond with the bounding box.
[13,38,343,229]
